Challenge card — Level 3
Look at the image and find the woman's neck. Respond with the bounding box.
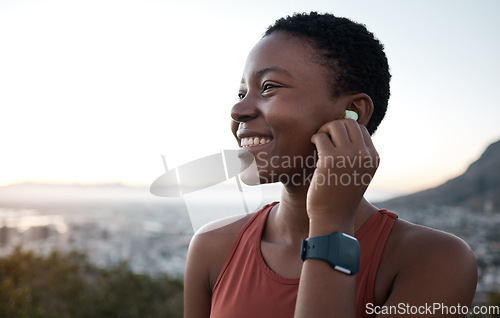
[269,182,377,244]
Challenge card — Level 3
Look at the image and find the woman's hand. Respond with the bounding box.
[307,119,379,234]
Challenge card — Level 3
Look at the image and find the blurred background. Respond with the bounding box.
[1,0,499,316]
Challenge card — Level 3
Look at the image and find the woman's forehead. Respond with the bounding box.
[241,32,324,83]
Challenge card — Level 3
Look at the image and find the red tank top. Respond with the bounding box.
[210,202,397,318]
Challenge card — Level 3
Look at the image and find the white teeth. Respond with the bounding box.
[240,137,272,148]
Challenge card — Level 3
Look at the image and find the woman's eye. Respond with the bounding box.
[237,93,246,100]
[262,83,283,94]
[263,83,277,91]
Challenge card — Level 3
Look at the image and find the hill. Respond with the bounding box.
[379,139,500,212]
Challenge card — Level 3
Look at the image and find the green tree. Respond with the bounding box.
[0,247,183,317]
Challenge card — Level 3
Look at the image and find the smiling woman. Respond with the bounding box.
[183,12,477,318]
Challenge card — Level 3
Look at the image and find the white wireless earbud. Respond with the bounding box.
[343,110,359,121]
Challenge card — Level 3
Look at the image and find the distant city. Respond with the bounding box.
[0,184,195,278]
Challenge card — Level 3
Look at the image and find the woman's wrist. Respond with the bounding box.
[308,216,354,237]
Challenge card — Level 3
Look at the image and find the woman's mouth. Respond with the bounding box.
[240,136,272,148]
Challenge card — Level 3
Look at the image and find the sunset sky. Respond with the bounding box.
[1,0,499,199]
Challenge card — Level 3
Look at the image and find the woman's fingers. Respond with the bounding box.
[315,119,369,150]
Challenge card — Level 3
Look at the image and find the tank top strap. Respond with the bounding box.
[212,202,278,292]
[355,209,398,317]
[366,210,398,282]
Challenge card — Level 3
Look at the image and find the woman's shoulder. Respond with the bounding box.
[189,212,254,254]
[389,217,475,263]
[377,216,477,305]
[190,212,255,256]
[195,213,254,236]
[187,213,255,289]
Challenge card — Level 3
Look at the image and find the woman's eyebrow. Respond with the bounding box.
[255,66,293,79]
[241,66,293,84]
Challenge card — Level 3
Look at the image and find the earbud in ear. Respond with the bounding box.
[344,110,359,121]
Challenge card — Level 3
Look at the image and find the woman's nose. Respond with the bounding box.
[231,97,258,124]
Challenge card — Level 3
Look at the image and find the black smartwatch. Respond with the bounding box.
[300,232,360,275]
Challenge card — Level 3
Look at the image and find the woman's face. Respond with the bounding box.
[231,32,350,186]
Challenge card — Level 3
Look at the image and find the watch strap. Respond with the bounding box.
[301,232,360,275]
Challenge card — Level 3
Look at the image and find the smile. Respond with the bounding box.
[240,136,272,148]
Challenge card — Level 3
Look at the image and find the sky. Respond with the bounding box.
[1,0,499,199]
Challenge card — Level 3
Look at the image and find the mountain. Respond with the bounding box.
[378,139,500,212]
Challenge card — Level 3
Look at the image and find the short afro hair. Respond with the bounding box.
[264,12,391,135]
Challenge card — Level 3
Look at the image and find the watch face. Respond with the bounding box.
[333,233,360,275]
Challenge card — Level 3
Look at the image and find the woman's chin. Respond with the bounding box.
[238,170,262,186]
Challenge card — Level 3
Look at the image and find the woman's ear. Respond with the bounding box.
[347,93,373,126]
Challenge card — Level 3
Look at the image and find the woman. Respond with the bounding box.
[184,12,477,318]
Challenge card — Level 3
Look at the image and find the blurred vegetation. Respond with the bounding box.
[469,292,500,318]
[0,246,183,318]
[486,292,500,318]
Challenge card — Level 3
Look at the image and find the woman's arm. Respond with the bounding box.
[184,233,212,318]
[295,118,374,318]
[296,117,477,317]
[295,234,357,317]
